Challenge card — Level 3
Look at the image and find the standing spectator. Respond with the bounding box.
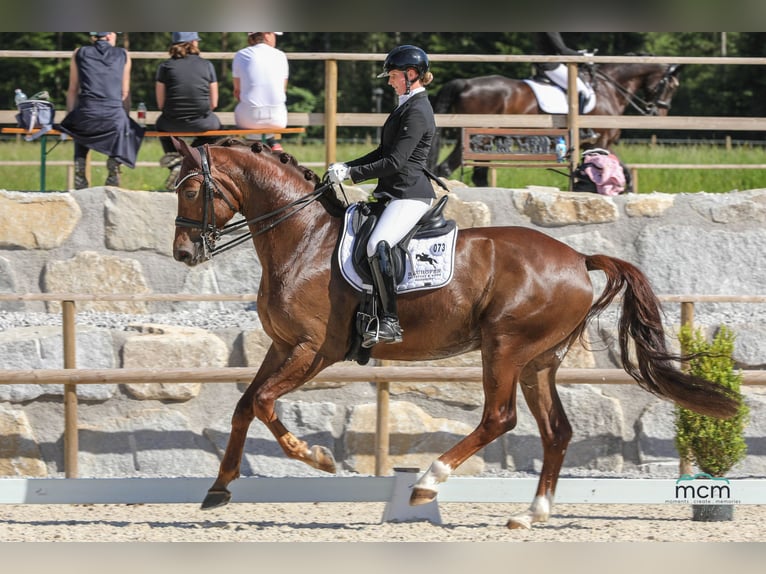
[155,32,223,190]
[59,32,144,189]
[232,32,289,151]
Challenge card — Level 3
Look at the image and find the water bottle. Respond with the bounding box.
[14,88,27,106]
[555,137,567,163]
[137,102,147,127]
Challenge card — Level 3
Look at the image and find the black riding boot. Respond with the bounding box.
[363,241,403,348]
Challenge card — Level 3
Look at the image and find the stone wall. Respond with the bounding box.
[1,185,765,479]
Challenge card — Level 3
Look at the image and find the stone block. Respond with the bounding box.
[0,404,47,476]
[345,401,484,475]
[121,324,229,401]
[104,188,177,255]
[506,384,625,472]
[0,190,81,249]
[0,326,116,402]
[77,408,220,478]
[624,193,675,218]
[43,251,150,313]
[519,189,619,227]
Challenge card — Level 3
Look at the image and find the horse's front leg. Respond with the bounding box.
[201,345,335,510]
[506,361,571,529]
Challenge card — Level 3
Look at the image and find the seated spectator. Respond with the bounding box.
[59,32,144,189]
[232,32,289,151]
[155,32,223,189]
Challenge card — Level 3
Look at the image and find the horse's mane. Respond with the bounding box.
[216,137,347,218]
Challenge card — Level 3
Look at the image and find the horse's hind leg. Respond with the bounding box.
[410,338,523,505]
[201,345,336,510]
[506,354,572,529]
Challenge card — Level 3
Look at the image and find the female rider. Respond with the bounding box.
[327,44,436,348]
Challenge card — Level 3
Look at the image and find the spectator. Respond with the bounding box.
[59,32,144,189]
[232,32,289,151]
[155,32,223,190]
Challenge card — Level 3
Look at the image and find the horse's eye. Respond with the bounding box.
[184,188,198,200]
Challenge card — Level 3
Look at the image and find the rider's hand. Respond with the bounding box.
[328,162,350,184]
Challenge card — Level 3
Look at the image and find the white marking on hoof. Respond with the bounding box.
[507,495,552,529]
[413,460,452,496]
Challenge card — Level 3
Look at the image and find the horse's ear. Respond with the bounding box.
[172,136,194,158]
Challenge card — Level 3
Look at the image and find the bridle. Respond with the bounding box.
[594,64,679,116]
[174,145,331,260]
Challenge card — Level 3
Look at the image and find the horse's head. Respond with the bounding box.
[172,137,243,266]
[644,63,683,116]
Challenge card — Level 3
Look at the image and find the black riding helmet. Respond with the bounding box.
[377,45,429,95]
[377,44,429,80]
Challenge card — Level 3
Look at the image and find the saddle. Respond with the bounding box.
[342,195,457,365]
[349,194,453,286]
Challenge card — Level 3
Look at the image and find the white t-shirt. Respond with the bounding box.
[232,43,289,128]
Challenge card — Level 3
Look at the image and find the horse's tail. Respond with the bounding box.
[427,79,469,171]
[584,253,740,419]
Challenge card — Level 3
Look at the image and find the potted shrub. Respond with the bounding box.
[674,325,749,521]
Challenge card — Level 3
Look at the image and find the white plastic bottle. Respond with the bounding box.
[14,88,27,106]
[137,102,147,127]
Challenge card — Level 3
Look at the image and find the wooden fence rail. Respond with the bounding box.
[0,292,764,477]
[2,51,766,188]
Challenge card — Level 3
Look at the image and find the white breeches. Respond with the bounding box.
[367,198,432,257]
[544,64,594,99]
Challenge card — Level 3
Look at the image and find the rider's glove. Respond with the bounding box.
[328,162,350,184]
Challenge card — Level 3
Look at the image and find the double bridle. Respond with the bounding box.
[594,64,679,116]
[174,145,330,260]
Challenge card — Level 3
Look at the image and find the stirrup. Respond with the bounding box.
[362,316,403,348]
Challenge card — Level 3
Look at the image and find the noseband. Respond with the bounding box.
[174,145,332,260]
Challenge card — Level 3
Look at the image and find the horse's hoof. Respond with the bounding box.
[200,488,231,510]
[310,444,337,473]
[409,487,437,506]
[506,516,532,530]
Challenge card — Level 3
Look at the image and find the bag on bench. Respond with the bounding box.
[16,93,55,141]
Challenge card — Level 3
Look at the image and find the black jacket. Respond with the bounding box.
[535,32,580,72]
[347,90,436,201]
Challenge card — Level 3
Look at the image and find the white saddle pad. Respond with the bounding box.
[523,79,596,114]
[338,204,458,294]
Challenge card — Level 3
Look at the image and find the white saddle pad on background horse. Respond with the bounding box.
[523,79,596,114]
[337,204,458,294]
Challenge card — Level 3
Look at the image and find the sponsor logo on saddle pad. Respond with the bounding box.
[338,204,458,294]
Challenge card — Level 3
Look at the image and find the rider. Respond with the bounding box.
[327,44,436,348]
[534,33,595,115]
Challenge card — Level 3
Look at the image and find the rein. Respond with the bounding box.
[595,64,676,116]
[174,145,332,260]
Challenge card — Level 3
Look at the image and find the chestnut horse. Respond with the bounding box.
[172,137,737,530]
[428,62,683,186]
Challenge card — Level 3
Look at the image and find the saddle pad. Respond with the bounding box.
[338,204,458,294]
[523,79,596,114]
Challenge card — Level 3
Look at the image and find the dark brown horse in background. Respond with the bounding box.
[172,137,737,530]
[428,62,683,186]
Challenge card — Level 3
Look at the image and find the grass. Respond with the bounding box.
[1,137,765,193]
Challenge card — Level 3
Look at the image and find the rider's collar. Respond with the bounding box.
[398,86,425,107]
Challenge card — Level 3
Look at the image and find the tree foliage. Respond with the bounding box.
[675,326,749,477]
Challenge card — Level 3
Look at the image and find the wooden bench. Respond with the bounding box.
[461,127,571,187]
[0,126,306,191]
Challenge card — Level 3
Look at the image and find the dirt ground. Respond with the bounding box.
[1,500,764,542]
